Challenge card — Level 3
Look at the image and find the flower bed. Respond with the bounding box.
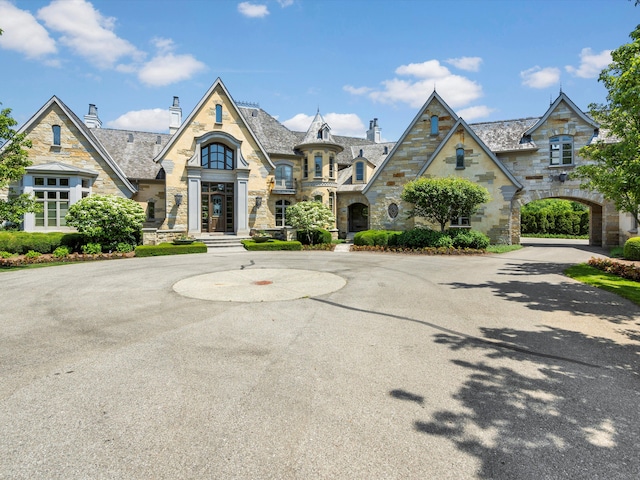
[587,257,640,282]
[351,245,486,255]
[0,251,135,267]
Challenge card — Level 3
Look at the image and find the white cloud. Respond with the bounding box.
[0,0,57,59]
[138,52,206,86]
[283,112,365,137]
[106,108,170,132]
[345,60,483,109]
[456,105,494,120]
[37,0,142,69]
[565,48,612,79]
[520,66,561,89]
[238,2,269,18]
[446,56,482,72]
[277,0,294,6]
[343,85,373,96]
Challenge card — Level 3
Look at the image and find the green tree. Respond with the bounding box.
[401,176,490,231]
[285,200,335,244]
[575,24,640,224]
[0,104,39,227]
[65,195,145,250]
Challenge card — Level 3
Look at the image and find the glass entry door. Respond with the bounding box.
[202,182,234,233]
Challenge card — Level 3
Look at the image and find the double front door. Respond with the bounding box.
[201,182,234,232]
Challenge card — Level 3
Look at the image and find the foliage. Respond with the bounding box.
[82,243,102,254]
[0,231,83,254]
[587,257,640,281]
[65,195,145,250]
[296,228,332,245]
[24,250,41,259]
[116,242,134,253]
[623,236,640,260]
[521,199,589,236]
[285,201,334,244]
[566,262,640,306]
[574,25,640,224]
[353,229,402,246]
[0,250,14,258]
[401,176,490,231]
[485,244,523,254]
[351,244,486,255]
[0,105,38,225]
[134,242,208,257]
[241,239,302,251]
[301,242,335,251]
[449,230,491,249]
[52,246,70,258]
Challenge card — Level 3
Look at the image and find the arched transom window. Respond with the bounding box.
[202,143,234,170]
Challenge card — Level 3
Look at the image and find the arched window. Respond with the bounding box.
[431,115,439,135]
[275,199,290,227]
[201,143,234,170]
[52,125,61,146]
[275,164,293,189]
[456,147,465,169]
[215,104,223,123]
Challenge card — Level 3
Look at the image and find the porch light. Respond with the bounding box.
[174,193,183,206]
[559,172,568,183]
[255,196,263,208]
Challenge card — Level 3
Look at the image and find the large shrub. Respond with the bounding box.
[521,199,589,236]
[0,231,83,254]
[449,230,490,249]
[623,237,640,261]
[394,228,446,248]
[65,195,145,251]
[286,201,334,244]
[354,230,402,246]
[297,228,332,245]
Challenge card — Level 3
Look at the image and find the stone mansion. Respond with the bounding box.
[5,77,635,247]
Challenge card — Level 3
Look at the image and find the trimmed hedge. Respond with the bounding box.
[623,237,640,261]
[354,230,402,246]
[134,242,207,257]
[521,209,588,236]
[0,232,84,254]
[241,239,302,251]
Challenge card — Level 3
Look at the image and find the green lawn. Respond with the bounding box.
[486,244,523,254]
[565,264,640,306]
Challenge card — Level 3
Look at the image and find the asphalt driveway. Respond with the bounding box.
[1,242,638,479]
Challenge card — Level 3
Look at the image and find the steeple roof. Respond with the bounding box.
[295,110,343,152]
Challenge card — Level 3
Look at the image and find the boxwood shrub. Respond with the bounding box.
[296,228,332,245]
[134,242,208,257]
[623,236,640,261]
[354,230,402,246]
[0,232,84,254]
[242,239,302,251]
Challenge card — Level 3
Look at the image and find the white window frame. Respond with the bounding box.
[275,199,290,227]
[549,135,573,166]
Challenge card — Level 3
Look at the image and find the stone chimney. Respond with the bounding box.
[366,117,381,143]
[84,104,102,129]
[169,96,182,134]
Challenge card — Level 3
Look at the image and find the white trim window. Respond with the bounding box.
[550,135,573,166]
[33,177,71,228]
[275,164,293,189]
[450,215,471,228]
[275,199,290,227]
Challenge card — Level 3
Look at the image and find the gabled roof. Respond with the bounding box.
[294,110,344,152]
[417,118,523,189]
[153,78,274,169]
[524,92,598,136]
[363,90,458,194]
[15,96,137,194]
[470,117,539,152]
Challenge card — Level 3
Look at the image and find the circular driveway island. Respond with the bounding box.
[1,243,638,479]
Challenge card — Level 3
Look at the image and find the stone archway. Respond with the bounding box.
[513,187,618,247]
[348,202,369,232]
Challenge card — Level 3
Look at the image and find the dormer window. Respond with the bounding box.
[430,115,439,135]
[549,135,573,165]
[456,147,465,169]
[355,161,365,182]
[128,133,134,143]
[317,129,323,139]
[215,104,223,123]
[52,125,61,146]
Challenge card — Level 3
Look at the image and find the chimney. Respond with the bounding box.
[84,104,102,129]
[366,118,381,143]
[169,96,182,134]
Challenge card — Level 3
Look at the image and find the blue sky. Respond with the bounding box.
[0,0,637,141]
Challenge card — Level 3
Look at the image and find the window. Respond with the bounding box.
[147,201,155,221]
[317,129,323,139]
[456,147,465,169]
[328,192,334,213]
[275,200,290,227]
[329,157,335,178]
[275,164,293,189]
[314,195,322,202]
[314,155,322,177]
[550,135,573,165]
[215,104,223,123]
[431,115,439,135]
[355,161,365,182]
[451,215,470,227]
[33,178,70,228]
[201,143,234,169]
[303,157,308,179]
[52,125,61,146]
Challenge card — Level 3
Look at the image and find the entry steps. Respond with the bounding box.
[195,234,251,251]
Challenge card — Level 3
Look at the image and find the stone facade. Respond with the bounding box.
[7,81,634,247]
